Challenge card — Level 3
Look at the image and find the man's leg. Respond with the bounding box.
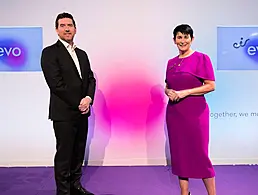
[70,116,94,194]
[53,121,76,195]
[70,116,88,187]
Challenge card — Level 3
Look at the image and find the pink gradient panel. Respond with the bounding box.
[106,76,151,126]
[96,71,167,133]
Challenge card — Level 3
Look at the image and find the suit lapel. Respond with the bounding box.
[75,49,85,80]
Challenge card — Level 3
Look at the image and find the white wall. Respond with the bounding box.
[0,0,258,166]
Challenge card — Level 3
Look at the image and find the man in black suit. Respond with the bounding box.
[41,12,96,195]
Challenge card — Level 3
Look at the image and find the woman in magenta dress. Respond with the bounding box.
[165,24,216,195]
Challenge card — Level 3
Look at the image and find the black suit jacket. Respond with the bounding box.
[41,40,96,121]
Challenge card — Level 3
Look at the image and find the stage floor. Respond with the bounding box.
[0,165,257,195]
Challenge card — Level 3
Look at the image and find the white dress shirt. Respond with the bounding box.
[59,38,92,103]
[59,38,82,78]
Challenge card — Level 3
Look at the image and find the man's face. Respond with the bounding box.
[56,18,76,43]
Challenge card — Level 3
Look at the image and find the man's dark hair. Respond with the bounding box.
[55,12,76,29]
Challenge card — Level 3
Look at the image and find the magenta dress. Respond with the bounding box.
[165,51,215,178]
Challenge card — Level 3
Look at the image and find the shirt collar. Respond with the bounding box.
[59,38,76,50]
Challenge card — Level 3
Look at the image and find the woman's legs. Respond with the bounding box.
[202,177,216,195]
[178,177,190,195]
[178,176,216,195]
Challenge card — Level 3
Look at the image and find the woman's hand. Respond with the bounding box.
[165,87,178,101]
[173,90,191,101]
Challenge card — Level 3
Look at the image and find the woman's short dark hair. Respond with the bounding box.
[173,24,193,39]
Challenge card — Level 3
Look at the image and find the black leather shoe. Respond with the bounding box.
[71,186,94,195]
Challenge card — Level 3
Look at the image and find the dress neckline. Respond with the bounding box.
[178,51,196,59]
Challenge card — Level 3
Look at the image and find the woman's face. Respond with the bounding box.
[174,32,193,53]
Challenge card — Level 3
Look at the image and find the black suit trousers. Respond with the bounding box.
[53,114,88,195]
